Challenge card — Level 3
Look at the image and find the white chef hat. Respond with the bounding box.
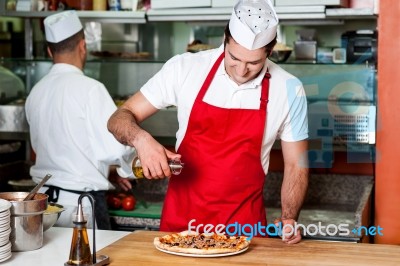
[229,0,279,50]
[44,10,83,43]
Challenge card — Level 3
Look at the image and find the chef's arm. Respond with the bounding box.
[107,91,180,178]
[280,139,309,221]
[275,139,308,244]
[108,91,157,147]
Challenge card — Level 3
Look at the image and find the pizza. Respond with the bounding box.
[153,231,250,255]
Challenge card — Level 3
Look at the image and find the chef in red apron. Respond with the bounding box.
[108,0,308,244]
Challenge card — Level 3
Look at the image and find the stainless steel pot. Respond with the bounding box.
[0,192,48,251]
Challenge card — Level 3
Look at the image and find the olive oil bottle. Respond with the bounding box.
[66,205,92,265]
[132,156,184,178]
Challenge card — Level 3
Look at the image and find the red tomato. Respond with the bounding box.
[122,196,136,211]
[117,192,127,199]
[107,195,121,209]
[126,194,135,200]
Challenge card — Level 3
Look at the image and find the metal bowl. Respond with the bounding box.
[43,202,64,232]
[270,50,292,63]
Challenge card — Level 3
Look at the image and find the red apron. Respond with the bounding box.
[160,52,270,232]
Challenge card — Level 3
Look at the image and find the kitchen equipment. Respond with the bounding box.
[79,0,93,10]
[23,174,52,201]
[294,41,317,60]
[132,157,184,178]
[65,193,109,266]
[308,101,376,144]
[66,195,92,265]
[294,29,317,61]
[43,202,64,232]
[108,0,121,10]
[0,105,29,132]
[307,101,376,168]
[316,48,333,64]
[0,199,12,262]
[270,50,292,63]
[333,48,347,63]
[93,0,107,10]
[341,30,377,64]
[0,192,48,251]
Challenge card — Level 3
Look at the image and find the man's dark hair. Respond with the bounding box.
[224,24,277,55]
[47,29,84,55]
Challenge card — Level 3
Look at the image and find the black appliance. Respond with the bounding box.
[341,30,377,64]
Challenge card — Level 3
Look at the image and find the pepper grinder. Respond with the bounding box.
[65,193,110,266]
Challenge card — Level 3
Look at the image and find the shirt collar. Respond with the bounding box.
[50,63,84,75]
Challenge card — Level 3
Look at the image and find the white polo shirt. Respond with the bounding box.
[141,45,308,173]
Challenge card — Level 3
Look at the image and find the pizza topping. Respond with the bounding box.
[158,233,248,250]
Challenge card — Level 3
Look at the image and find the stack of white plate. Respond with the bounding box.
[0,199,12,262]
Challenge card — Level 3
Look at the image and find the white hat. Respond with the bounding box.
[229,0,279,50]
[44,10,83,43]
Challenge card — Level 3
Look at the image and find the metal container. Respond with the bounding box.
[43,202,64,232]
[294,40,317,60]
[0,105,29,133]
[0,192,48,251]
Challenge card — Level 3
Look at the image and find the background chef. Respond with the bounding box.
[25,10,135,229]
[108,0,309,243]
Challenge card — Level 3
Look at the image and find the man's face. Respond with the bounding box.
[224,38,268,85]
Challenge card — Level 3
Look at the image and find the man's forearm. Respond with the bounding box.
[280,167,309,220]
[107,108,145,147]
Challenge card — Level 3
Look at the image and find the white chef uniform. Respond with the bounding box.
[26,10,135,228]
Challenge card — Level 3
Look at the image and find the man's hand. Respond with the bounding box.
[115,176,132,191]
[109,167,132,191]
[134,131,181,179]
[274,217,302,244]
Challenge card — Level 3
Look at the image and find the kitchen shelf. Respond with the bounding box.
[0,0,377,23]
[146,6,328,22]
[146,7,232,22]
[1,10,147,23]
[326,8,377,19]
[145,6,377,22]
[1,56,376,66]
[1,56,165,63]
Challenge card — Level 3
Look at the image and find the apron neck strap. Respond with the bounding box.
[259,71,271,110]
[197,52,225,101]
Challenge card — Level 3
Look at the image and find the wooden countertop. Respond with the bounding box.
[98,230,400,266]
